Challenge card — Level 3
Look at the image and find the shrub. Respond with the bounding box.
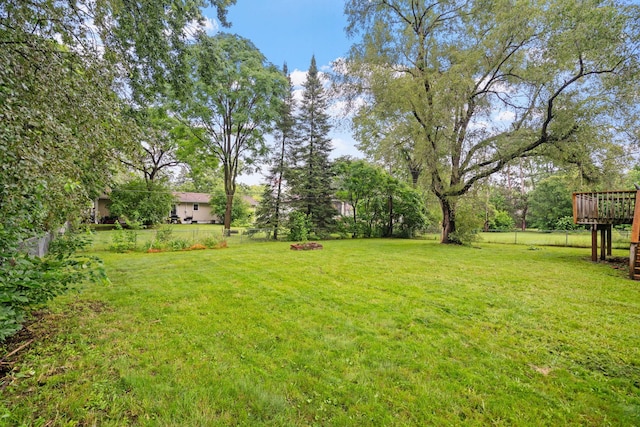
[155,225,174,244]
[202,235,221,248]
[109,222,138,252]
[448,200,483,245]
[0,231,106,341]
[168,239,190,251]
[287,211,312,242]
[491,210,515,231]
[555,216,579,231]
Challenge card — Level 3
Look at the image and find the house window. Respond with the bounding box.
[193,203,199,211]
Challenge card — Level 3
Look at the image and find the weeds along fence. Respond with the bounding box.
[91,226,281,252]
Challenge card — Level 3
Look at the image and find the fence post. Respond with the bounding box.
[514,230,518,245]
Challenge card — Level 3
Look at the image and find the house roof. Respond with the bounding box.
[173,192,211,204]
[241,195,258,207]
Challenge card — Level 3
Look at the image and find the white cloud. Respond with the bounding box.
[290,69,308,87]
[184,17,219,39]
[202,17,219,33]
[496,111,516,122]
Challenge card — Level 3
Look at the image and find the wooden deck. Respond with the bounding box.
[573,191,637,225]
[573,190,640,279]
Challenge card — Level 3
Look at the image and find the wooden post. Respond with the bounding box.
[630,243,637,280]
[591,225,598,262]
[630,191,640,278]
[600,225,606,261]
[606,224,612,257]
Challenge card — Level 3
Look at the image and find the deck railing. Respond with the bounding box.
[573,191,637,225]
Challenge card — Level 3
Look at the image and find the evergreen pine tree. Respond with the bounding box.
[287,56,337,231]
[255,63,297,240]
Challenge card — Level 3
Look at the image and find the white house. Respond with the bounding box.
[94,192,258,224]
[171,192,215,224]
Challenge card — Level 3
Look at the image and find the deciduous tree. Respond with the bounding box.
[341,0,640,243]
[183,33,287,230]
[255,64,297,239]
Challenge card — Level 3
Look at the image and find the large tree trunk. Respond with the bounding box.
[440,197,457,244]
[224,193,233,230]
[223,164,236,231]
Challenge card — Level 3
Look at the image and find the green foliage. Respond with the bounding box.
[287,211,312,242]
[554,216,580,231]
[202,235,222,249]
[448,199,483,245]
[0,0,233,339]
[109,222,138,253]
[209,193,252,226]
[120,107,194,182]
[286,56,337,231]
[528,177,574,230]
[108,178,175,226]
[167,239,190,251]
[341,0,640,243]
[0,231,105,341]
[490,210,516,231]
[183,33,288,230]
[334,159,429,238]
[255,65,296,240]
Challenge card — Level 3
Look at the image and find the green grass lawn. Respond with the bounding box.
[2,238,639,425]
[479,229,632,249]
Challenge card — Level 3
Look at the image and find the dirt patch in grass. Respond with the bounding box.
[290,242,323,250]
[603,256,629,274]
[0,300,111,383]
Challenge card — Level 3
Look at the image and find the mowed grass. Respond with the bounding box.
[2,239,640,425]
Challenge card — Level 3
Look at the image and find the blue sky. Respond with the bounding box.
[202,0,362,184]
[223,0,351,72]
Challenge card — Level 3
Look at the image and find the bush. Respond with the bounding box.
[155,225,174,244]
[491,210,515,231]
[554,216,579,231]
[287,211,312,242]
[202,235,222,248]
[109,222,138,252]
[0,231,106,341]
[168,239,190,251]
[448,200,483,245]
[108,178,175,226]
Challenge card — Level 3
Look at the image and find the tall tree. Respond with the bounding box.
[255,64,297,239]
[287,56,338,231]
[341,0,640,243]
[184,33,287,230]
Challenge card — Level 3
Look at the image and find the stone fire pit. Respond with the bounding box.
[290,242,323,251]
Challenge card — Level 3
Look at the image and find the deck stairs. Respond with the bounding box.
[633,248,640,280]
